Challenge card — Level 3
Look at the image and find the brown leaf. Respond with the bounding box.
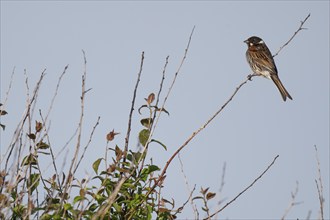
[200,187,209,195]
[27,133,36,140]
[206,192,216,200]
[35,121,43,133]
[145,93,155,105]
[79,189,85,197]
[0,110,8,116]
[106,129,120,142]
[115,145,123,161]
[108,164,116,173]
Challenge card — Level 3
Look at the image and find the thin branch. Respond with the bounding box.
[281,181,302,220]
[174,184,197,217]
[38,109,62,192]
[214,162,227,219]
[92,51,145,219]
[178,154,198,218]
[74,116,101,174]
[44,65,69,123]
[306,210,312,220]
[273,13,310,57]
[207,155,280,219]
[218,162,226,198]
[124,51,145,154]
[202,190,212,219]
[155,55,169,109]
[138,55,170,172]
[0,69,46,193]
[147,75,254,198]
[61,50,88,213]
[36,65,69,192]
[139,26,195,165]
[1,66,15,110]
[314,145,324,220]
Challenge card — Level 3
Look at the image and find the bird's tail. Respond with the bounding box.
[271,75,292,101]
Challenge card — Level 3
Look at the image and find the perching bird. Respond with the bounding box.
[244,36,292,101]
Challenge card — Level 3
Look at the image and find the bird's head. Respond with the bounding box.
[244,36,264,47]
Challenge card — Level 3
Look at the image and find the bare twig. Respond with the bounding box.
[215,162,227,219]
[61,50,88,213]
[138,55,170,172]
[314,145,324,220]
[218,162,226,197]
[38,110,62,192]
[1,69,46,193]
[155,55,169,109]
[37,65,69,192]
[281,181,302,220]
[92,52,145,219]
[74,116,100,174]
[124,51,145,155]
[207,155,280,219]
[306,210,312,220]
[139,26,195,166]
[273,13,310,57]
[44,65,69,123]
[1,66,15,110]
[178,154,199,218]
[148,75,253,197]
[174,184,197,217]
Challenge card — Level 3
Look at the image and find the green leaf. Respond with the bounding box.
[94,193,106,204]
[140,118,153,128]
[88,203,98,212]
[150,139,167,151]
[128,150,144,164]
[73,196,84,204]
[141,165,160,181]
[40,214,52,220]
[139,129,150,146]
[112,202,122,212]
[27,173,40,193]
[63,203,73,211]
[148,165,160,173]
[13,204,26,217]
[93,158,103,174]
[36,141,49,149]
[21,154,38,166]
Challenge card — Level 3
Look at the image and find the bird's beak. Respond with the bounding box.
[244,39,248,44]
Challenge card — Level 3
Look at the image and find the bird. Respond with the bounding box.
[244,36,292,101]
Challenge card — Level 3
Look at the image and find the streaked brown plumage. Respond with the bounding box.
[244,36,292,101]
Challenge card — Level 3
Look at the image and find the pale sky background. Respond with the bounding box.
[1,1,329,219]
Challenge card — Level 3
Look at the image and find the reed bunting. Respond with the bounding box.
[244,36,292,101]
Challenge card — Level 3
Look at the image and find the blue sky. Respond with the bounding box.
[1,1,329,219]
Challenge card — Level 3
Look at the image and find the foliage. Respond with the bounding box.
[0,82,178,219]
